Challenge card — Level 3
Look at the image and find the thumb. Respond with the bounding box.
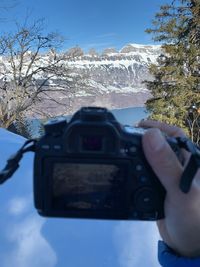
[142,128,183,195]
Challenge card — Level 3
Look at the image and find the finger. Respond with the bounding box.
[139,120,190,164]
[138,120,186,138]
[142,128,183,194]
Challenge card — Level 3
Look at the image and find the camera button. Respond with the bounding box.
[130,146,137,153]
[136,164,142,171]
[127,146,137,155]
[44,118,67,135]
[53,145,62,150]
[41,144,50,150]
[134,188,155,212]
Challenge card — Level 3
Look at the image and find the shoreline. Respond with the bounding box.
[27,91,150,119]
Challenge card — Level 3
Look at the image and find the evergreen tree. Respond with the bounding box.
[145,0,200,144]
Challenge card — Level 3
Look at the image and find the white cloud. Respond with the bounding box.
[3,215,57,267]
[7,196,31,216]
[114,221,161,267]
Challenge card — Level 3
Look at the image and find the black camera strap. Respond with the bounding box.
[0,139,36,184]
[176,137,200,193]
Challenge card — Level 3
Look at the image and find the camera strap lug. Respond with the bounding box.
[0,139,36,184]
[176,137,200,193]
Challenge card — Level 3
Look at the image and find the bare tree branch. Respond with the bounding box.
[0,20,81,128]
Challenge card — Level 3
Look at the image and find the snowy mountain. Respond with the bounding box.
[68,43,161,92]
[0,43,162,117]
[52,44,162,116]
[39,43,162,116]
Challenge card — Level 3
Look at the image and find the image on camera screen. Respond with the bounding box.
[52,163,125,210]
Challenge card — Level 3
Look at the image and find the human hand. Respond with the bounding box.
[139,120,200,258]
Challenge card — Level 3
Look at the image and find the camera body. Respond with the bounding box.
[34,107,175,220]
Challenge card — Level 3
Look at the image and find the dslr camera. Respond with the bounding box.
[1,106,199,220]
[34,106,171,220]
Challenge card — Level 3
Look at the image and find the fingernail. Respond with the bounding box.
[149,129,165,152]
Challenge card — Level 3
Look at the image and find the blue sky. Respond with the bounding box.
[2,0,169,52]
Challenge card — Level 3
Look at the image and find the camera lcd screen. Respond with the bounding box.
[52,163,125,210]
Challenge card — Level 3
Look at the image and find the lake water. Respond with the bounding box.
[29,107,148,138]
[111,106,148,125]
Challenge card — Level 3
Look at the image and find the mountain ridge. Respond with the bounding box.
[35,43,162,116]
[0,43,162,117]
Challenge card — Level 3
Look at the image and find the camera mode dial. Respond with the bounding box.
[44,118,67,135]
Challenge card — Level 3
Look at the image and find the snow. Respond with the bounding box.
[0,127,161,267]
[66,44,161,71]
[67,55,157,68]
[120,43,161,51]
[128,43,161,49]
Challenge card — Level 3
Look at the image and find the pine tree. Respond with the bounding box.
[145,0,200,144]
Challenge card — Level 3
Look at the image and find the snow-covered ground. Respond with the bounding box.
[0,127,161,267]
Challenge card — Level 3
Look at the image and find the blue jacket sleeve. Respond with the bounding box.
[158,240,200,267]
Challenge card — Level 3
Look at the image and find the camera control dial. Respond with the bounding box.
[44,118,67,135]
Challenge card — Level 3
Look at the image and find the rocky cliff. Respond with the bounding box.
[34,43,162,116]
